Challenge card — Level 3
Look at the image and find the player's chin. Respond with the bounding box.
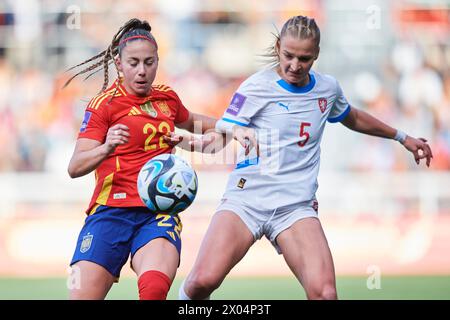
[133,84,151,96]
[284,77,301,86]
[281,71,298,84]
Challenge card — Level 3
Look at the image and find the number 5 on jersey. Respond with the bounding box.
[298,122,311,147]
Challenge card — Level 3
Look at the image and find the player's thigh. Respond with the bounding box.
[69,260,116,300]
[276,217,335,289]
[131,237,180,280]
[190,210,254,280]
[131,213,182,279]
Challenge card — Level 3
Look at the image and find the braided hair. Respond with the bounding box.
[264,15,320,67]
[63,18,158,94]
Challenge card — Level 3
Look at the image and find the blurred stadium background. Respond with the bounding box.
[0,0,449,299]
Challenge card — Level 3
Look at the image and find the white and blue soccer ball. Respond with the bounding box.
[137,153,198,215]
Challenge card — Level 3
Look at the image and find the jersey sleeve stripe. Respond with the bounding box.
[152,84,172,92]
[221,117,249,127]
[87,88,123,110]
[117,85,127,96]
[93,90,122,110]
[235,157,259,169]
[215,117,249,134]
[327,105,351,123]
[88,92,107,110]
[92,94,111,110]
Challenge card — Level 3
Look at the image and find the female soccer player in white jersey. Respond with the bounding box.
[179,15,433,300]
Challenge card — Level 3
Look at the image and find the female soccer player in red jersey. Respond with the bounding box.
[65,18,216,300]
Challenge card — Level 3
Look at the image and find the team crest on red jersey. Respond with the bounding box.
[156,101,171,117]
[318,98,327,113]
[140,101,158,118]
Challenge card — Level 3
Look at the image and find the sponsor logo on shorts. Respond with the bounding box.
[226,93,246,116]
[80,233,93,253]
[237,178,246,189]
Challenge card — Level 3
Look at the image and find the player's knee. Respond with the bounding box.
[320,285,337,300]
[307,283,337,300]
[187,270,221,295]
[69,289,87,300]
[69,286,108,300]
[68,264,113,300]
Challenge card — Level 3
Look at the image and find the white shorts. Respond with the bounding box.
[215,197,319,254]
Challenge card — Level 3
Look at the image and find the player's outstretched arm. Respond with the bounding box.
[176,112,217,134]
[68,124,129,178]
[341,107,433,167]
[169,111,228,153]
[163,131,228,154]
[168,112,259,154]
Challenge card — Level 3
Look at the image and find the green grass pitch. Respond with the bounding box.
[0,276,449,300]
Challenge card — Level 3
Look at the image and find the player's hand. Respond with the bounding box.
[233,126,259,157]
[402,136,433,167]
[163,132,207,152]
[104,124,129,154]
[188,132,223,152]
[162,132,184,147]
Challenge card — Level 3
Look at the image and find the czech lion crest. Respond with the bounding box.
[318,98,327,113]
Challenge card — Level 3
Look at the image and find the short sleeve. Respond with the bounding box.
[174,99,190,124]
[169,90,190,124]
[77,100,109,142]
[215,81,261,133]
[327,79,351,123]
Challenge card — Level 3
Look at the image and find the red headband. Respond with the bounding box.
[118,35,158,49]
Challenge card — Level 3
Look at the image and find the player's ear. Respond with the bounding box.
[275,38,282,63]
[116,57,123,72]
[314,45,320,60]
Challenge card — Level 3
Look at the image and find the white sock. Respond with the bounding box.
[178,279,192,300]
[178,279,211,300]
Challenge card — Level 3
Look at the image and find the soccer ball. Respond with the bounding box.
[137,153,198,215]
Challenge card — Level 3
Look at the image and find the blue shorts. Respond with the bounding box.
[70,205,182,278]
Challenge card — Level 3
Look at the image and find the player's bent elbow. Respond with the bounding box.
[67,162,84,179]
[67,166,79,179]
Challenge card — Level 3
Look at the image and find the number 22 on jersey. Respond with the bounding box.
[143,121,171,151]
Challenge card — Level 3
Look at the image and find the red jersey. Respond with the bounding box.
[78,80,189,214]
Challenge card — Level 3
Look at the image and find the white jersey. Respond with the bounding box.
[215,68,351,211]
